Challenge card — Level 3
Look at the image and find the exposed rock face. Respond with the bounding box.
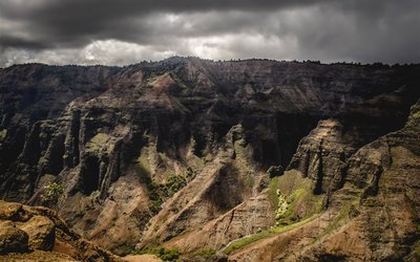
[0,57,419,260]
[0,200,121,261]
[228,100,420,261]
[19,215,55,251]
[288,119,356,195]
[0,220,29,254]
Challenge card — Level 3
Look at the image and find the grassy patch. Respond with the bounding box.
[223,170,325,255]
[86,133,111,152]
[267,176,280,208]
[223,215,319,255]
[270,170,324,226]
[223,231,271,255]
[267,171,324,223]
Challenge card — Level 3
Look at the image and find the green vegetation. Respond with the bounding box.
[415,242,420,261]
[0,129,7,142]
[185,167,196,180]
[410,109,420,120]
[134,149,162,213]
[223,215,319,255]
[135,150,191,213]
[41,181,64,206]
[223,231,271,255]
[274,191,289,225]
[276,186,323,226]
[133,246,180,261]
[147,174,188,213]
[146,179,163,213]
[161,174,187,197]
[269,170,324,226]
[223,170,326,255]
[86,133,110,152]
[267,176,280,208]
[151,174,188,207]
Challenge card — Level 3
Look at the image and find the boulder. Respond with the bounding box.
[19,215,55,251]
[0,201,28,221]
[0,221,29,254]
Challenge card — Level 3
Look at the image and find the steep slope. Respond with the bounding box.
[227,100,420,261]
[0,57,419,258]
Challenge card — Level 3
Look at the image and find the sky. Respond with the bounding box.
[0,0,419,67]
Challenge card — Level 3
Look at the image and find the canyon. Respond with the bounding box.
[0,57,419,261]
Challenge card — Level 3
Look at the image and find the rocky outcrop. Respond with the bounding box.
[322,100,420,261]
[0,58,419,259]
[0,200,121,261]
[164,192,274,253]
[287,119,356,195]
[138,124,263,250]
[19,215,55,251]
[228,100,420,261]
[0,220,29,254]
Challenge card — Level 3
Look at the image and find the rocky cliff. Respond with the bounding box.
[228,100,420,261]
[0,200,120,261]
[0,57,419,261]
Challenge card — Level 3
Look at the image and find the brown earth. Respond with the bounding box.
[0,57,419,261]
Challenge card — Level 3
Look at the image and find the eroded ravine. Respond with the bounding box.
[0,58,419,260]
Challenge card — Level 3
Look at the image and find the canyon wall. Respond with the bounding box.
[0,58,419,260]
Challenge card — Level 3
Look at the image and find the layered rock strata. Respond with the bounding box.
[0,58,419,260]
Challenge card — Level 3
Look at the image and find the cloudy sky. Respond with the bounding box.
[0,0,419,67]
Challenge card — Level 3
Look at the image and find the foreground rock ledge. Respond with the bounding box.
[0,200,121,261]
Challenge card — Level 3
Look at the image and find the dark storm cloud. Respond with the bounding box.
[0,0,419,66]
[0,0,330,48]
[0,35,48,49]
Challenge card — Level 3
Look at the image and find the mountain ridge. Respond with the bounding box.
[0,57,419,261]
[3,55,420,70]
